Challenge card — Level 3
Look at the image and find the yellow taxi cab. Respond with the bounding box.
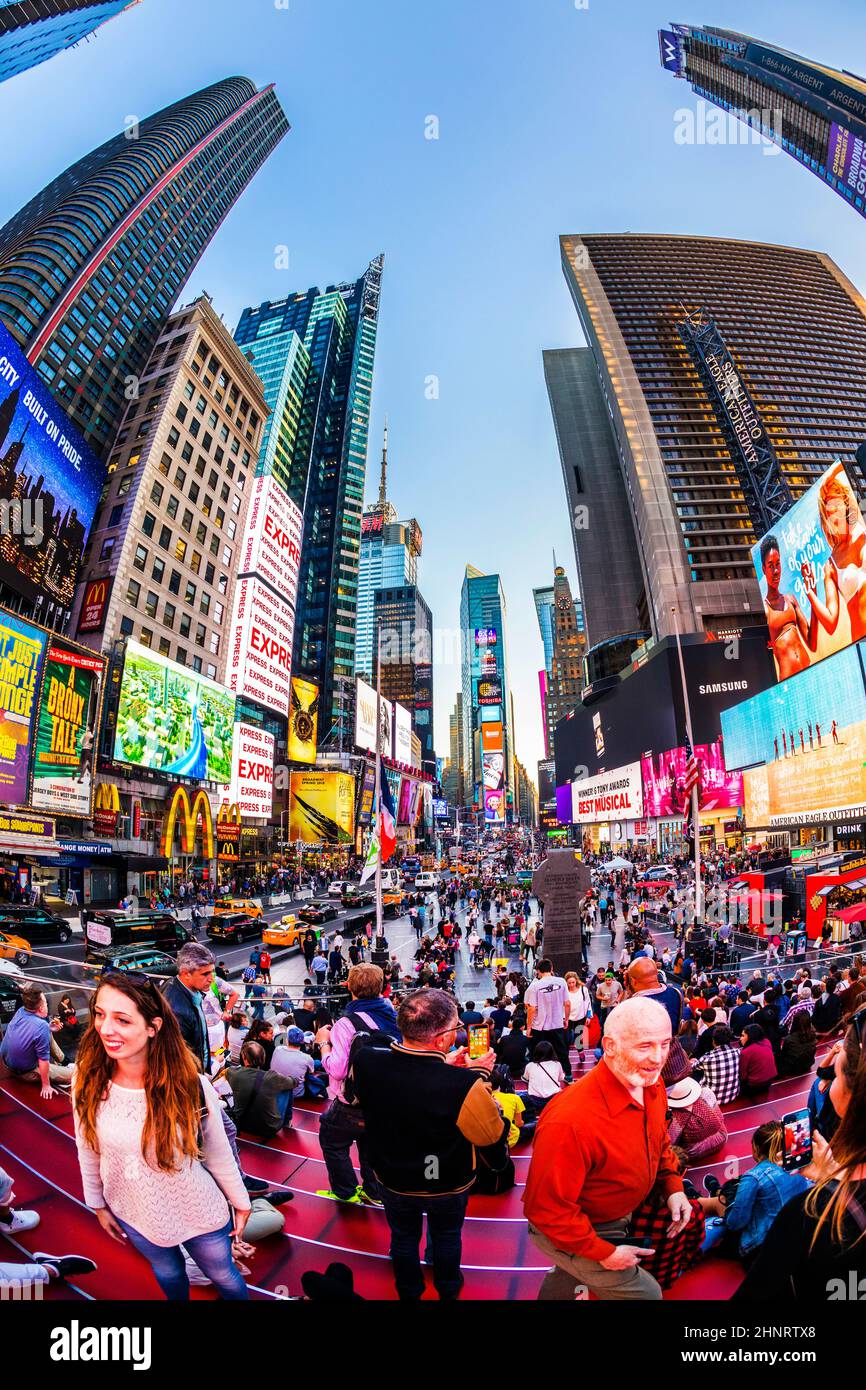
[213,898,264,921]
[263,915,302,948]
[0,928,32,967]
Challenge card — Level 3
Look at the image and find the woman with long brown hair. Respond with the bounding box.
[73,972,251,1300]
[736,1003,866,1299]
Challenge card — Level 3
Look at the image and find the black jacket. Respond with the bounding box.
[352,1043,506,1196]
[162,977,210,1070]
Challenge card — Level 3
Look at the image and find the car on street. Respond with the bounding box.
[341,887,375,908]
[84,945,179,978]
[327,880,354,899]
[637,865,677,883]
[206,912,262,945]
[0,928,31,967]
[0,905,75,946]
[414,871,439,892]
[82,910,192,962]
[298,900,339,925]
[0,972,22,1028]
[262,916,321,950]
[213,898,264,920]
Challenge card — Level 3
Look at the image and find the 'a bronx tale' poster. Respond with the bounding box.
[31,642,104,817]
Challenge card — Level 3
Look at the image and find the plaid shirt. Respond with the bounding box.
[630,1197,706,1289]
[694,1043,740,1106]
[783,997,815,1034]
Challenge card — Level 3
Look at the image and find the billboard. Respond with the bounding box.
[658,28,685,74]
[221,723,274,821]
[432,797,448,818]
[555,784,572,824]
[398,776,413,825]
[114,642,235,784]
[394,701,413,764]
[640,741,743,818]
[476,676,502,707]
[481,721,504,753]
[227,575,295,717]
[289,770,354,844]
[357,763,376,826]
[828,122,866,200]
[287,676,319,764]
[485,787,506,823]
[474,628,498,647]
[571,762,643,824]
[0,613,46,806]
[31,641,104,817]
[354,677,392,757]
[752,463,866,682]
[76,576,113,636]
[0,322,103,619]
[721,640,866,827]
[482,749,506,792]
[238,474,303,605]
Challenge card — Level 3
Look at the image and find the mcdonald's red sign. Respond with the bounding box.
[77,577,113,635]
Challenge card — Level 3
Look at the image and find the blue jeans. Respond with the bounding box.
[380,1189,469,1300]
[119,1217,248,1301]
[276,1088,293,1127]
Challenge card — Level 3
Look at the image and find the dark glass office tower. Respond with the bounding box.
[658,24,866,223]
[373,583,435,776]
[559,233,866,642]
[0,76,289,457]
[235,257,384,746]
[0,0,140,84]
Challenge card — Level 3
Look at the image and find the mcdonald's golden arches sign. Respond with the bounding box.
[160,787,214,860]
[217,802,242,862]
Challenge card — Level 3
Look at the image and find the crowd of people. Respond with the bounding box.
[1,842,865,1304]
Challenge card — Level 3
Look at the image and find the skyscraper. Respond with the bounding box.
[373,583,435,775]
[658,25,866,224]
[235,256,384,746]
[355,424,422,683]
[544,347,648,648]
[559,233,866,642]
[443,692,465,808]
[544,566,586,752]
[460,565,515,822]
[0,0,140,84]
[0,76,289,457]
[533,585,555,671]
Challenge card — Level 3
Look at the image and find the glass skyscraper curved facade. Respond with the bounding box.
[0,75,289,456]
[0,0,140,85]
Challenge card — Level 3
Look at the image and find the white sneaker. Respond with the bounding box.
[0,1209,41,1234]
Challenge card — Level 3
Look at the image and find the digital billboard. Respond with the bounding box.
[0,613,46,806]
[31,641,104,817]
[221,723,274,821]
[571,762,643,825]
[354,677,393,757]
[0,322,103,620]
[289,771,355,844]
[482,749,506,792]
[227,576,295,717]
[752,463,866,683]
[721,641,866,827]
[398,776,413,825]
[394,701,413,764]
[287,676,318,764]
[476,676,502,707]
[485,787,506,823]
[357,763,376,826]
[481,721,504,753]
[432,797,448,819]
[114,642,235,784]
[238,474,303,605]
[640,741,743,818]
[474,628,498,647]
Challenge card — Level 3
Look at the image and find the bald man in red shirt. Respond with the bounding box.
[523,996,692,1299]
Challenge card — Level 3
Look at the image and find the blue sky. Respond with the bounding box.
[3,0,866,783]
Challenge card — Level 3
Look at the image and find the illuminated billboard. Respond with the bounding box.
[31,641,104,818]
[571,762,643,824]
[485,787,506,823]
[0,613,46,805]
[394,701,413,764]
[476,676,502,707]
[289,770,355,844]
[357,763,376,826]
[482,749,506,792]
[354,677,392,757]
[238,474,303,605]
[287,676,319,764]
[113,642,235,784]
[721,641,866,827]
[0,321,103,620]
[641,741,743,818]
[221,723,274,821]
[227,576,295,717]
[752,463,866,683]
[475,628,498,647]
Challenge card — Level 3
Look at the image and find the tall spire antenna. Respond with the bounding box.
[378,416,389,509]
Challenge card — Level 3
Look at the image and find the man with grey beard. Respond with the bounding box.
[523,996,692,1300]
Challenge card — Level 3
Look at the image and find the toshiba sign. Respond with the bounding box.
[239,475,303,605]
[221,723,275,820]
[227,576,295,716]
[571,761,644,825]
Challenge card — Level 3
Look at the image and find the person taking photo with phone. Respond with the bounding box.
[73,972,251,1301]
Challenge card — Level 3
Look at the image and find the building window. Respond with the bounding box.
[163,603,176,629]
[208,631,220,655]
[166,495,179,520]
[195,624,206,648]
[179,614,191,638]
[108,504,124,527]
[213,601,224,624]
[176,647,187,665]
[175,538,187,563]
[142,512,156,538]
[99,537,116,561]
[185,581,197,605]
[191,656,202,674]
[140,628,153,649]
[126,579,140,607]
[150,482,164,506]
[145,591,158,619]
[190,551,202,575]
[152,557,165,584]
[168,569,181,595]
[206,664,217,680]
[133,545,148,571]
[120,615,134,637]
[158,525,172,550]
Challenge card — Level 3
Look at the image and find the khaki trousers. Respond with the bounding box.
[529,1219,663,1301]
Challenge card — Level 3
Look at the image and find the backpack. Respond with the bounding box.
[342,1012,396,1106]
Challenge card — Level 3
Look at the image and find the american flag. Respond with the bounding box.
[683,737,701,799]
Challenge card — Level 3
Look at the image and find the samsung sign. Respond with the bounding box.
[698,681,750,696]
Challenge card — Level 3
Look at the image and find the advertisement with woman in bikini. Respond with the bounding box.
[753,462,866,682]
